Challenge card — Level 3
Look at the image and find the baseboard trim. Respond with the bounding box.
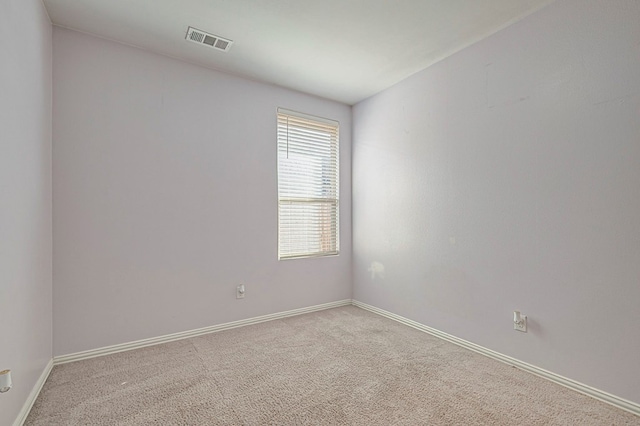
[13,358,54,426]
[54,299,352,365]
[352,300,640,417]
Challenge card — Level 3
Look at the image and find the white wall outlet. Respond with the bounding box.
[236,284,245,299]
[0,370,12,393]
[513,310,527,332]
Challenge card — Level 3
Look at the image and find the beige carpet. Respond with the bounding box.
[26,306,639,425]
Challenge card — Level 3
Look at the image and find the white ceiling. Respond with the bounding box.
[43,0,554,105]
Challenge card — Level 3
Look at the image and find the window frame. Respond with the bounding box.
[276,108,340,260]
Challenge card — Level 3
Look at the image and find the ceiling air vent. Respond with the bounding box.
[186,27,233,52]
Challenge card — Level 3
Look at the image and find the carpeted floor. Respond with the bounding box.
[26,306,640,425]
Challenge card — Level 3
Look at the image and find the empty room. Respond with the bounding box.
[2,0,640,424]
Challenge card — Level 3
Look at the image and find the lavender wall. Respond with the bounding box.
[353,0,640,404]
[0,0,52,424]
[52,28,352,356]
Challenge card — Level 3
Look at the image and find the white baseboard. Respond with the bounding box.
[54,299,352,365]
[13,359,53,426]
[352,300,640,417]
[34,299,640,421]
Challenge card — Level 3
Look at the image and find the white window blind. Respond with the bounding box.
[277,108,339,259]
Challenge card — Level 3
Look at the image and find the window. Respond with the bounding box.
[277,108,339,259]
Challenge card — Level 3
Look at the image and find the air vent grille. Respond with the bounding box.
[186,27,233,52]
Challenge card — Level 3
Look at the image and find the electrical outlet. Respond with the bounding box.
[236,284,245,299]
[513,311,527,333]
[0,370,12,393]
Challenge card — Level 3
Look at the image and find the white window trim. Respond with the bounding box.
[277,108,340,260]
